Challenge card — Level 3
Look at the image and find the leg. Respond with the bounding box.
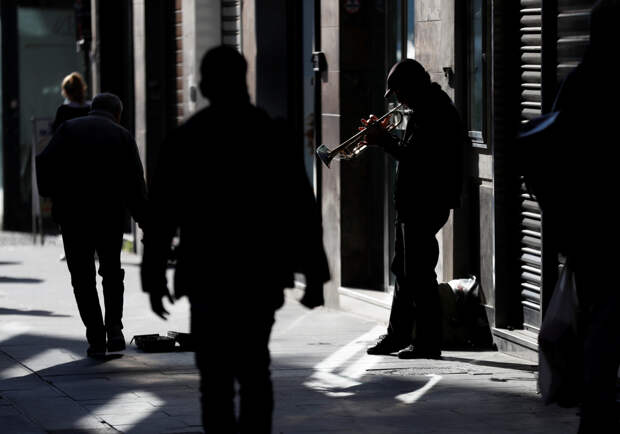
[576,267,620,433]
[61,227,105,351]
[95,232,125,331]
[96,232,126,351]
[367,224,413,355]
[399,210,449,358]
[236,308,275,434]
[191,297,238,433]
[387,224,416,344]
[195,348,237,433]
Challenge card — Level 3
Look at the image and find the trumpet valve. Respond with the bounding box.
[353,144,367,155]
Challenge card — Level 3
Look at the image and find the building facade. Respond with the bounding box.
[0,0,134,232]
[307,0,595,361]
[1,0,596,360]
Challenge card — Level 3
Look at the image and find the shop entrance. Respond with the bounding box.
[1,0,90,231]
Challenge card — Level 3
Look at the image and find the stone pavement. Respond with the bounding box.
[0,243,580,433]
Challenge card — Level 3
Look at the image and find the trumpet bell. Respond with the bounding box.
[316,144,333,168]
[316,141,368,168]
[316,103,403,168]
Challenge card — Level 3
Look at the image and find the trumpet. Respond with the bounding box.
[316,103,403,168]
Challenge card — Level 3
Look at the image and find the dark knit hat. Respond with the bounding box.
[384,58,431,98]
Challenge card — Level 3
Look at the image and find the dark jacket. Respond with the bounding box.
[141,102,330,301]
[382,83,467,221]
[51,103,91,133]
[537,53,619,259]
[36,110,147,229]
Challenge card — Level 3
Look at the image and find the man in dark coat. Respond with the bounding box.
[36,93,147,357]
[141,46,329,434]
[364,59,466,359]
[523,1,619,432]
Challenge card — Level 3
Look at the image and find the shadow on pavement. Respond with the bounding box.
[0,276,44,284]
[0,308,70,317]
[441,356,538,372]
[0,332,202,433]
[0,331,578,434]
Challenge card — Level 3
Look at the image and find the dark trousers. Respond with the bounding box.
[387,209,450,351]
[191,292,279,434]
[574,258,620,433]
[61,225,125,346]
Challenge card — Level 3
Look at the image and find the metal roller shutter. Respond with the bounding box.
[517,0,593,332]
[556,0,592,84]
[519,0,544,332]
[222,1,241,51]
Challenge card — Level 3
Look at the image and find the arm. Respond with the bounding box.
[276,122,330,308]
[363,116,414,161]
[124,135,148,228]
[294,166,330,308]
[381,133,413,161]
[140,132,181,319]
[51,105,66,133]
[35,124,66,198]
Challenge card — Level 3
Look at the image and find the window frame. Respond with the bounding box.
[465,0,490,149]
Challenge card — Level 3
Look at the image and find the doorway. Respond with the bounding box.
[1,0,90,231]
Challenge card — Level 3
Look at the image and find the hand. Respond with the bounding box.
[358,114,390,148]
[149,290,174,320]
[300,281,325,309]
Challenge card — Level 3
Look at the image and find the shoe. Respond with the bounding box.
[397,345,441,360]
[87,344,106,358]
[107,328,126,352]
[367,334,409,355]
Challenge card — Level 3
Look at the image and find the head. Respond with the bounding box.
[61,72,88,104]
[384,59,431,108]
[199,45,249,104]
[91,93,123,123]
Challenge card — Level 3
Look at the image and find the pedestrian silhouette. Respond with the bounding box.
[517,1,620,433]
[51,72,91,133]
[364,59,467,359]
[141,46,330,433]
[36,93,148,358]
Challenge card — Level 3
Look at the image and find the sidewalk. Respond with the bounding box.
[0,243,579,433]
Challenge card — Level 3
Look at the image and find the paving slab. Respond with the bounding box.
[0,243,582,433]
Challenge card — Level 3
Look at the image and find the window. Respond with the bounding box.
[468,0,486,146]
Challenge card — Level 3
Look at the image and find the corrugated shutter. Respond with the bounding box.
[519,0,543,332]
[557,1,592,84]
[518,1,593,332]
[222,1,241,51]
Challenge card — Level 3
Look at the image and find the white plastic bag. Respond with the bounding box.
[538,264,583,407]
[447,275,477,295]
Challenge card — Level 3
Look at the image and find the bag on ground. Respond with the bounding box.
[439,276,493,350]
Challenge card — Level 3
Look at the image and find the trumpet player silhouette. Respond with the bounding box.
[141,46,329,434]
[363,59,466,359]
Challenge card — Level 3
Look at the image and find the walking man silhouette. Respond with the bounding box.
[141,46,329,433]
[36,93,147,357]
[526,1,620,432]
